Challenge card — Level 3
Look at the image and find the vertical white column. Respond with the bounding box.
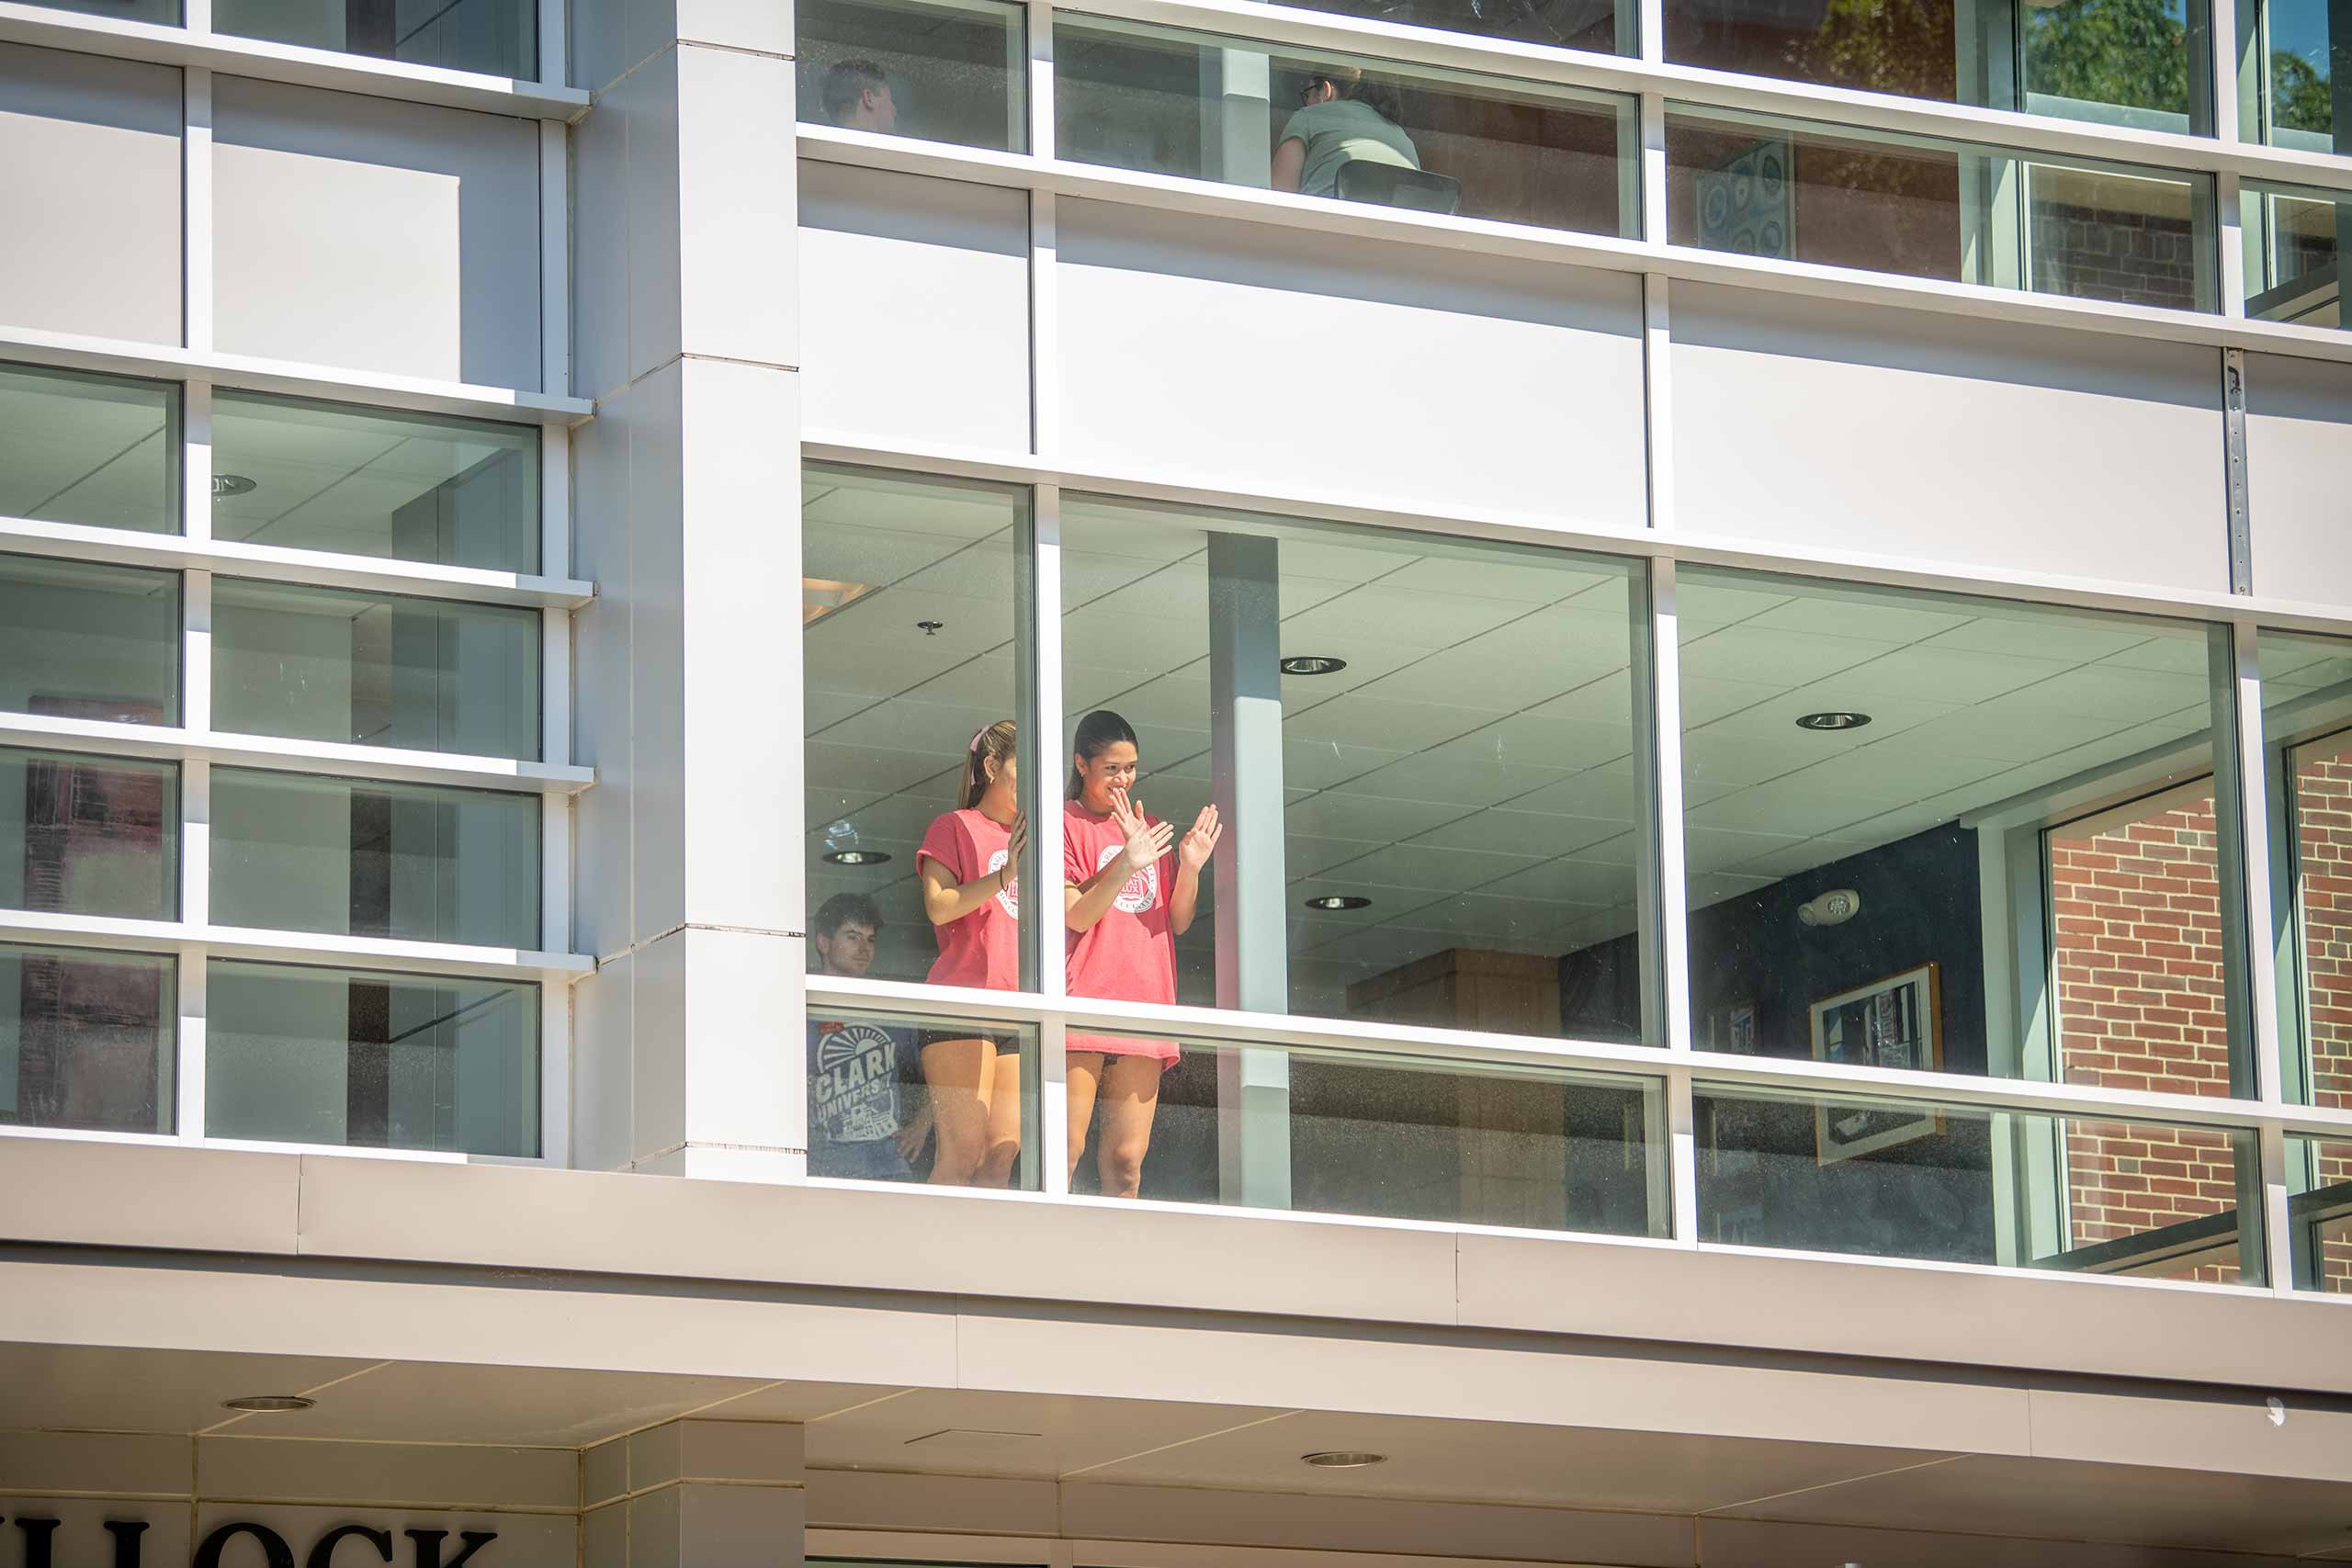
[2211,0,2244,144]
[1647,560,1698,1246]
[1640,276,1674,535]
[1031,486,1070,1196]
[1209,533,1290,1211]
[184,70,214,355]
[540,122,571,399]
[175,944,208,1141]
[537,0,569,87]
[1028,0,1059,462]
[183,384,214,543]
[2223,620,2296,1292]
[620,1421,805,1568]
[2217,172,2248,318]
[1638,93,1668,249]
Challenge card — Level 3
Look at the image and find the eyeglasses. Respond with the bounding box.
[1299,76,1330,105]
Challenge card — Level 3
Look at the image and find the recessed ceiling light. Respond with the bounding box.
[221,1394,314,1413]
[917,620,944,637]
[1302,1450,1386,1468]
[1281,655,1348,676]
[210,474,258,498]
[1304,895,1371,911]
[823,850,892,866]
[1794,711,1871,732]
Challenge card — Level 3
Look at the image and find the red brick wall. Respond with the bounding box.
[2048,799,2243,1280]
[2048,761,2352,1291]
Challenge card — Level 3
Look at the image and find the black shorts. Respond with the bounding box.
[915,1028,1022,1055]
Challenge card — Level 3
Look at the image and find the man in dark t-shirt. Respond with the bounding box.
[808,894,927,1180]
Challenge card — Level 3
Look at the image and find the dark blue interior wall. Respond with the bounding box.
[1563,824,2003,1262]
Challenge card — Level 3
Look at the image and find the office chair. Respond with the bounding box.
[1335,160,1463,216]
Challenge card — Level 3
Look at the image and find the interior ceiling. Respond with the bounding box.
[0,378,503,549]
[7,1342,2351,1559]
[807,474,2352,997]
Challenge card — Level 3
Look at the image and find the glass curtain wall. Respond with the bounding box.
[1676,567,2260,1272]
[2256,630,2352,1292]
[0,556,180,728]
[2238,0,2345,151]
[0,942,175,1135]
[795,0,1027,151]
[211,394,540,573]
[213,0,536,77]
[1057,16,1639,237]
[0,364,177,536]
[0,748,177,921]
[1667,107,2218,311]
[206,959,538,1154]
[2242,181,2344,326]
[1668,0,2212,133]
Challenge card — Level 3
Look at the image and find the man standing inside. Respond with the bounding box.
[823,60,898,134]
[808,894,929,1179]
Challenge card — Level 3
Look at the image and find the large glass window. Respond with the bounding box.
[0,748,177,921]
[1669,0,2211,133]
[1675,568,2250,1104]
[1069,1032,1664,1231]
[796,0,1026,152]
[2256,630,2352,1115]
[2287,1133,2351,1292]
[1057,17,1639,238]
[803,464,1028,988]
[0,943,175,1135]
[213,0,535,77]
[206,959,537,1155]
[210,770,540,949]
[2239,0,2343,151]
[1699,1083,2260,1279]
[1667,107,2217,311]
[0,555,180,728]
[213,579,540,760]
[2242,181,2342,326]
[805,1005,1040,1188]
[1059,496,1650,1043]
[211,394,539,574]
[0,364,177,536]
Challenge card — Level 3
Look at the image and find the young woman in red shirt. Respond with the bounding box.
[1062,709,1222,1197]
[913,719,1026,1186]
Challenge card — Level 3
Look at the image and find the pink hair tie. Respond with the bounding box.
[969,726,989,754]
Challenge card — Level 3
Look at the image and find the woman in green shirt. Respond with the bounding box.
[1272,65,1419,199]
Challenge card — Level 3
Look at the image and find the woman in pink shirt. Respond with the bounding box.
[914,720,1025,1186]
[1063,709,1222,1198]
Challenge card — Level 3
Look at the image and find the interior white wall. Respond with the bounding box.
[1056,199,1648,525]
[213,77,542,389]
[0,43,182,346]
[1668,283,2230,593]
[2245,352,2352,608]
[797,163,1032,453]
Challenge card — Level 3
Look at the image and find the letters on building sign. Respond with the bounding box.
[1,1519,496,1568]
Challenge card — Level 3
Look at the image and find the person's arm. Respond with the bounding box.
[1065,790,1174,932]
[1272,136,1307,193]
[1167,804,1222,936]
[918,813,1027,925]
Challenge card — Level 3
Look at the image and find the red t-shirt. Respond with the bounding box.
[915,808,1019,991]
[1063,801,1180,1063]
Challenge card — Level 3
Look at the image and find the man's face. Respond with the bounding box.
[857,85,898,134]
[815,920,878,977]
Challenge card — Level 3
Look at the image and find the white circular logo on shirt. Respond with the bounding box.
[1095,841,1158,914]
[987,847,1018,917]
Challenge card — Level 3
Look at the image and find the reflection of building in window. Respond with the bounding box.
[2294,738,2352,1290]
[6,952,165,1134]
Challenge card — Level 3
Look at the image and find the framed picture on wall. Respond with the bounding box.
[1810,963,1942,1165]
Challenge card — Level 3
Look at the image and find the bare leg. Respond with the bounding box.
[1065,1051,1105,1189]
[974,1046,1023,1188]
[1091,1054,1164,1199]
[922,1036,998,1186]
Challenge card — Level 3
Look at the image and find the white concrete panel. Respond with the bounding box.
[572,952,635,1173]
[571,91,631,401]
[571,383,636,958]
[0,43,181,344]
[2245,352,2352,608]
[214,78,541,389]
[619,51,684,388]
[1670,282,2228,592]
[798,162,1030,451]
[677,45,797,369]
[195,1436,579,1508]
[1057,199,1647,525]
[0,1430,188,1495]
